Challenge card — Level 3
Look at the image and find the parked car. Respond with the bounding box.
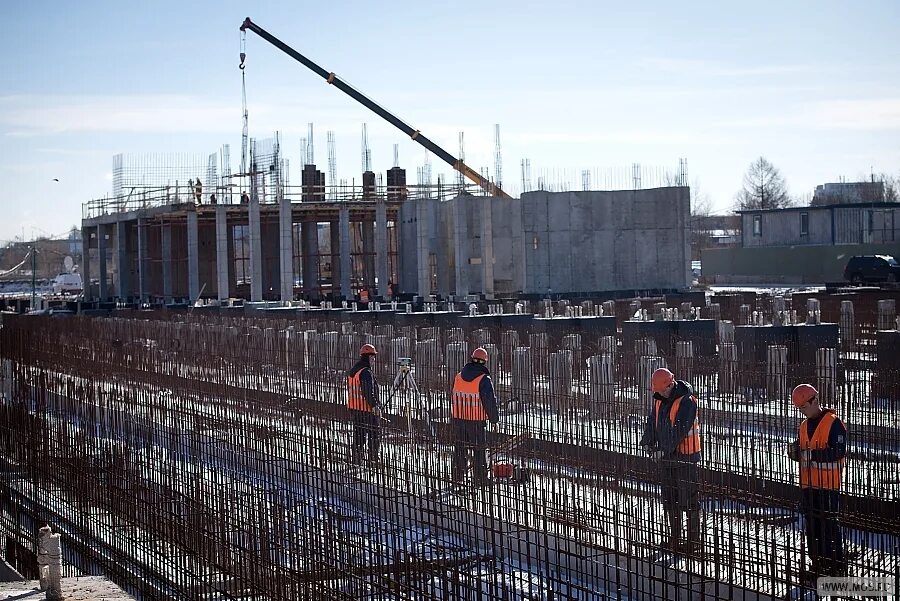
[843,255,900,285]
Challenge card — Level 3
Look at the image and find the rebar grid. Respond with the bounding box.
[0,312,898,600]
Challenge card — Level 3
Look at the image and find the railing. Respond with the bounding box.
[82,182,487,219]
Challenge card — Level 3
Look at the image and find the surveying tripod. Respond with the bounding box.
[382,358,435,439]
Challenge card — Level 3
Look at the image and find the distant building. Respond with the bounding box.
[702,202,900,284]
[738,202,897,247]
[812,181,885,205]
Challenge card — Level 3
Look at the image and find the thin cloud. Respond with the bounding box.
[643,57,808,77]
[0,94,363,136]
[807,98,900,130]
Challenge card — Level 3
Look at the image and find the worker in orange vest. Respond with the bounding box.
[347,343,381,464]
[639,367,703,555]
[451,347,499,486]
[787,384,848,581]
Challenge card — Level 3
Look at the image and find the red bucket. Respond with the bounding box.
[492,463,514,479]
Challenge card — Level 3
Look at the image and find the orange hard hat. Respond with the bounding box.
[651,368,675,393]
[360,343,377,356]
[791,384,817,407]
[471,347,489,362]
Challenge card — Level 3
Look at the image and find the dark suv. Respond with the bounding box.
[843,255,900,285]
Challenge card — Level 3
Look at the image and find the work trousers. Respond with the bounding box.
[802,488,846,575]
[451,418,488,484]
[350,409,381,462]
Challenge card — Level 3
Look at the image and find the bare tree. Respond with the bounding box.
[733,156,791,211]
[689,179,713,260]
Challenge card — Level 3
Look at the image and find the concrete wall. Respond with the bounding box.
[703,241,900,284]
[398,187,691,297]
[520,187,690,294]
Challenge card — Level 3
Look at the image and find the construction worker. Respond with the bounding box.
[787,383,848,581]
[451,347,500,486]
[639,367,702,555]
[194,178,203,204]
[347,343,381,464]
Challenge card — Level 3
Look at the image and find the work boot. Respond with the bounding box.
[663,509,682,552]
[682,509,705,557]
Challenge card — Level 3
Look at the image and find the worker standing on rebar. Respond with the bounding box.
[347,343,381,464]
[787,384,848,582]
[194,178,203,204]
[639,367,703,555]
[450,347,499,486]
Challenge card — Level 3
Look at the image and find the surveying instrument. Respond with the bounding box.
[383,357,435,440]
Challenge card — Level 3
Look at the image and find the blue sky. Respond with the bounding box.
[3,0,899,243]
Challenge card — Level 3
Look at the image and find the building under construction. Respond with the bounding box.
[1,287,898,599]
[79,163,691,304]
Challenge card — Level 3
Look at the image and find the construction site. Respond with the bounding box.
[2,16,899,601]
[1,291,899,599]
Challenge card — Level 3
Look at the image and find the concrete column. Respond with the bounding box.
[136,219,147,302]
[330,221,341,297]
[588,354,615,417]
[215,205,230,301]
[415,200,432,297]
[248,195,263,302]
[816,348,837,410]
[562,333,582,380]
[719,342,737,395]
[375,200,389,297]
[806,298,821,324]
[766,345,788,405]
[362,220,375,290]
[278,198,293,302]
[187,209,200,302]
[675,340,693,383]
[161,223,172,303]
[81,228,91,301]
[511,347,533,404]
[446,341,468,391]
[453,199,469,296]
[481,198,495,296]
[549,349,573,414]
[339,205,352,299]
[116,220,129,299]
[97,224,108,301]
[301,222,319,299]
[839,300,854,351]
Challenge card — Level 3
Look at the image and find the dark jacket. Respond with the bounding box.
[347,356,378,409]
[457,362,500,423]
[639,380,700,462]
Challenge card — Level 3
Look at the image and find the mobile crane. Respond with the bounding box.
[239,17,510,198]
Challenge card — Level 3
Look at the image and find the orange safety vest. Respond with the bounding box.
[347,370,371,412]
[654,395,701,455]
[451,373,487,421]
[360,290,369,303]
[799,410,844,490]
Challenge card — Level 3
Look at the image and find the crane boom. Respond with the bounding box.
[239,17,510,198]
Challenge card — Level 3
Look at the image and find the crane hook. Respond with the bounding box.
[239,52,246,70]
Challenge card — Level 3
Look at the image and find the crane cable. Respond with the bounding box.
[239,30,249,176]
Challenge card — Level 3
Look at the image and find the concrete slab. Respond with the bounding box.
[0,576,134,600]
